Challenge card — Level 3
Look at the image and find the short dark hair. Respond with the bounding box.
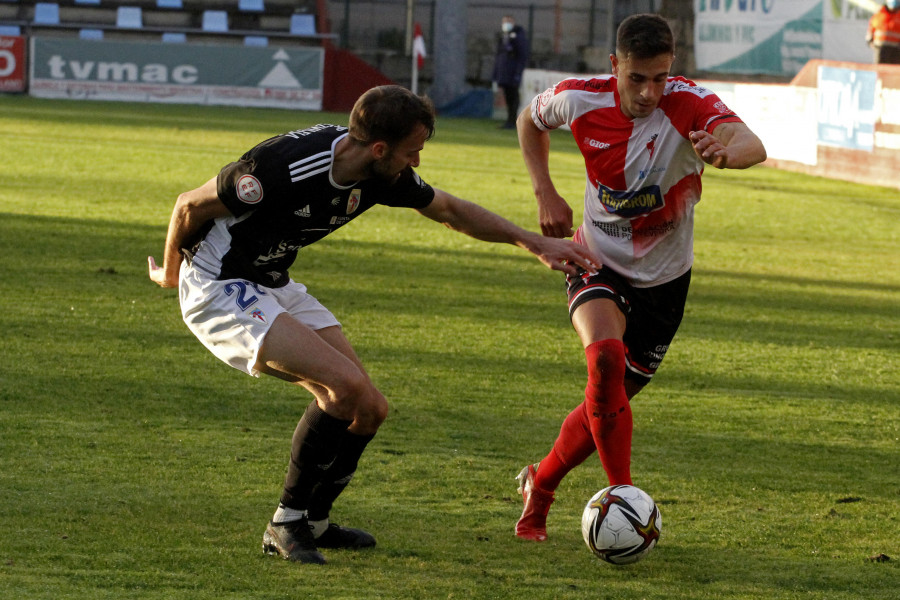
[348,85,436,147]
[616,14,674,60]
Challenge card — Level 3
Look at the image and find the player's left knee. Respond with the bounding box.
[585,340,628,409]
[586,340,626,385]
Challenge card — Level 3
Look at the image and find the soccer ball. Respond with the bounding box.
[581,485,662,565]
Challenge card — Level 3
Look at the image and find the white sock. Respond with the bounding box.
[273,504,307,523]
[308,518,329,539]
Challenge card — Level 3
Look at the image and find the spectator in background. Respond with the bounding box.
[493,15,529,129]
[867,0,900,64]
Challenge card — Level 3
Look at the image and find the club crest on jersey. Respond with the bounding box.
[347,189,361,214]
[597,184,664,218]
[646,133,658,158]
[249,308,267,324]
[236,174,263,204]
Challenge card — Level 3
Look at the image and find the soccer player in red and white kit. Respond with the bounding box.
[514,13,767,541]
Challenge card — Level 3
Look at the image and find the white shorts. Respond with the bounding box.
[179,262,341,377]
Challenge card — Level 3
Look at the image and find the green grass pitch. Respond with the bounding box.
[0,95,897,599]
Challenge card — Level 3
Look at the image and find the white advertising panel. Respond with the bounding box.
[694,0,823,76]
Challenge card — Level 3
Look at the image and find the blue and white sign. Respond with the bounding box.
[817,66,876,151]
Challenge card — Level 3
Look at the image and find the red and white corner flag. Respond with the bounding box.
[412,22,426,94]
[413,23,426,69]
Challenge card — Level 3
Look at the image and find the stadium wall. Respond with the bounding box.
[728,60,900,192]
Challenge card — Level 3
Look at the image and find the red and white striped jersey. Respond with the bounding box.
[530,75,743,287]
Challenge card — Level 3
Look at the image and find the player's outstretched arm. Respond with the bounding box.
[148,176,232,288]
[417,188,600,276]
[516,108,574,239]
[689,121,767,170]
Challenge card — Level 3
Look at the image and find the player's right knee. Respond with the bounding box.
[329,368,375,408]
[356,390,388,430]
[328,375,386,432]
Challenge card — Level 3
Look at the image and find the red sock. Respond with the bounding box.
[584,339,633,485]
[533,402,596,492]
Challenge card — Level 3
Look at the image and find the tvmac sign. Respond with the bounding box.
[30,38,324,110]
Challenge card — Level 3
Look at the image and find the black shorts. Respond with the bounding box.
[566,267,691,384]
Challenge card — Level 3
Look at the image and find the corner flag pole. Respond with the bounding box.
[412,22,426,95]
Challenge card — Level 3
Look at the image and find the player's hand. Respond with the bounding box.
[148,256,177,288]
[690,130,729,169]
[537,193,574,238]
[528,235,601,276]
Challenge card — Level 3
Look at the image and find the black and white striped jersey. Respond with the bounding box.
[188,124,435,288]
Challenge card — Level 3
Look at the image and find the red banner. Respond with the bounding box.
[0,35,26,92]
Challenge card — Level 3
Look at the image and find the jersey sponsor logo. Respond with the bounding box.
[236,174,263,204]
[713,100,732,114]
[645,344,670,370]
[330,216,352,226]
[284,124,346,139]
[295,205,311,217]
[668,78,713,98]
[347,189,361,214]
[639,166,666,179]
[556,77,612,94]
[591,220,633,240]
[254,240,300,266]
[640,218,677,237]
[667,77,716,100]
[540,88,554,104]
[581,77,613,92]
[596,184,664,218]
[249,308,267,324]
[584,137,611,150]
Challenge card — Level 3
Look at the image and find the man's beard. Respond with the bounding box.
[369,156,404,184]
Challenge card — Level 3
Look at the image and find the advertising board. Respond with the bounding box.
[0,35,26,93]
[29,37,324,110]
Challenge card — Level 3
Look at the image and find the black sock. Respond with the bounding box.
[307,431,375,522]
[279,401,352,510]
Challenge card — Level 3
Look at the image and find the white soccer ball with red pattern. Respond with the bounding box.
[581,485,661,565]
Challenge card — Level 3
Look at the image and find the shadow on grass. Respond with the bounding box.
[694,266,900,295]
[2,211,896,412]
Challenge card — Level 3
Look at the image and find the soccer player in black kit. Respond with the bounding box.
[148,85,600,564]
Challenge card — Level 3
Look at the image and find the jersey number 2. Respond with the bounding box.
[224,281,267,310]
